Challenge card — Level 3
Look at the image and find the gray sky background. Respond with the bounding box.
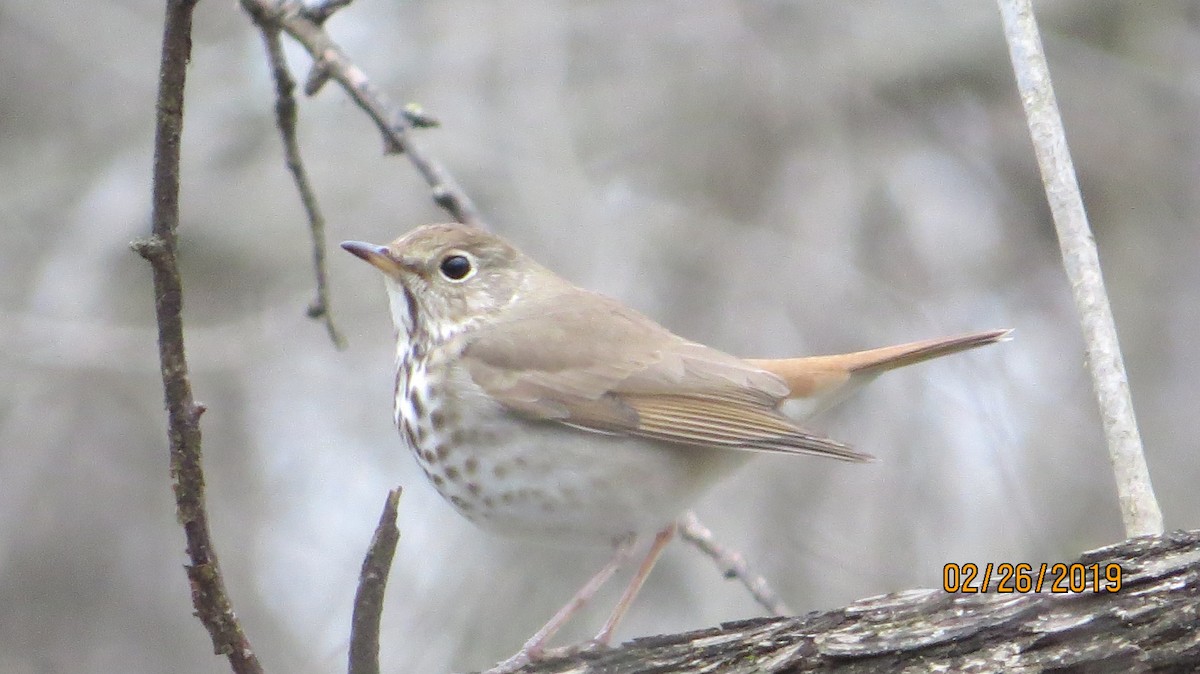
[3,1,1198,672]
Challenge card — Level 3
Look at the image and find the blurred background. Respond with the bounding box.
[3,0,1198,671]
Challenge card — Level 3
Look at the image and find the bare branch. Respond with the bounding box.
[300,0,353,25]
[131,1,263,672]
[239,0,485,228]
[349,488,403,674]
[996,0,1163,537]
[254,18,346,348]
[401,103,440,129]
[677,511,793,617]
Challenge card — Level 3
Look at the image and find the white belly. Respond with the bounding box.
[395,343,752,547]
[421,421,751,547]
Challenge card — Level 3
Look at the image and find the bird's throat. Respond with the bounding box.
[384,278,419,341]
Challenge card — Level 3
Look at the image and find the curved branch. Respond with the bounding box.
[132,1,264,673]
[254,20,346,348]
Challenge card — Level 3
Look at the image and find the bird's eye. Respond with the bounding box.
[439,254,473,281]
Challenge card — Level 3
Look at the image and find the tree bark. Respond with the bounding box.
[513,530,1200,673]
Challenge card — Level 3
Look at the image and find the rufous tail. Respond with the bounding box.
[747,329,1011,400]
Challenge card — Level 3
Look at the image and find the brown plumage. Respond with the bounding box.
[342,223,1010,667]
[458,269,1008,464]
[343,223,1010,508]
[748,330,1011,400]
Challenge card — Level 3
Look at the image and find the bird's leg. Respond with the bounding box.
[591,523,676,647]
[488,534,637,673]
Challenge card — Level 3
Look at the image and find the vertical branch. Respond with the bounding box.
[131,1,264,672]
[996,0,1163,537]
[348,488,403,674]
[257,22,346,349]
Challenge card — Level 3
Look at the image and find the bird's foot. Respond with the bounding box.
[484,639,614,673]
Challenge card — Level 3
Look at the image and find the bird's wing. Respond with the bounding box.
[460,290,871,462]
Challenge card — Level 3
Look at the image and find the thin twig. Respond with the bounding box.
[997,0,1163,538]
[401,103,440,129]
[349,488,403,674]
[239,0,485,228]
[131,1,264,672]
[255,19,346,349]
[301,0,353,25]
[677,511,793,617]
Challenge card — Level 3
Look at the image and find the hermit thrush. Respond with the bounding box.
[342,224,1007,670]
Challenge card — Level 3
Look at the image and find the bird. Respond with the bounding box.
[341,223,1008,671]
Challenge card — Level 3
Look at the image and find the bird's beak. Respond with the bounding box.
[341,241,402,275]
